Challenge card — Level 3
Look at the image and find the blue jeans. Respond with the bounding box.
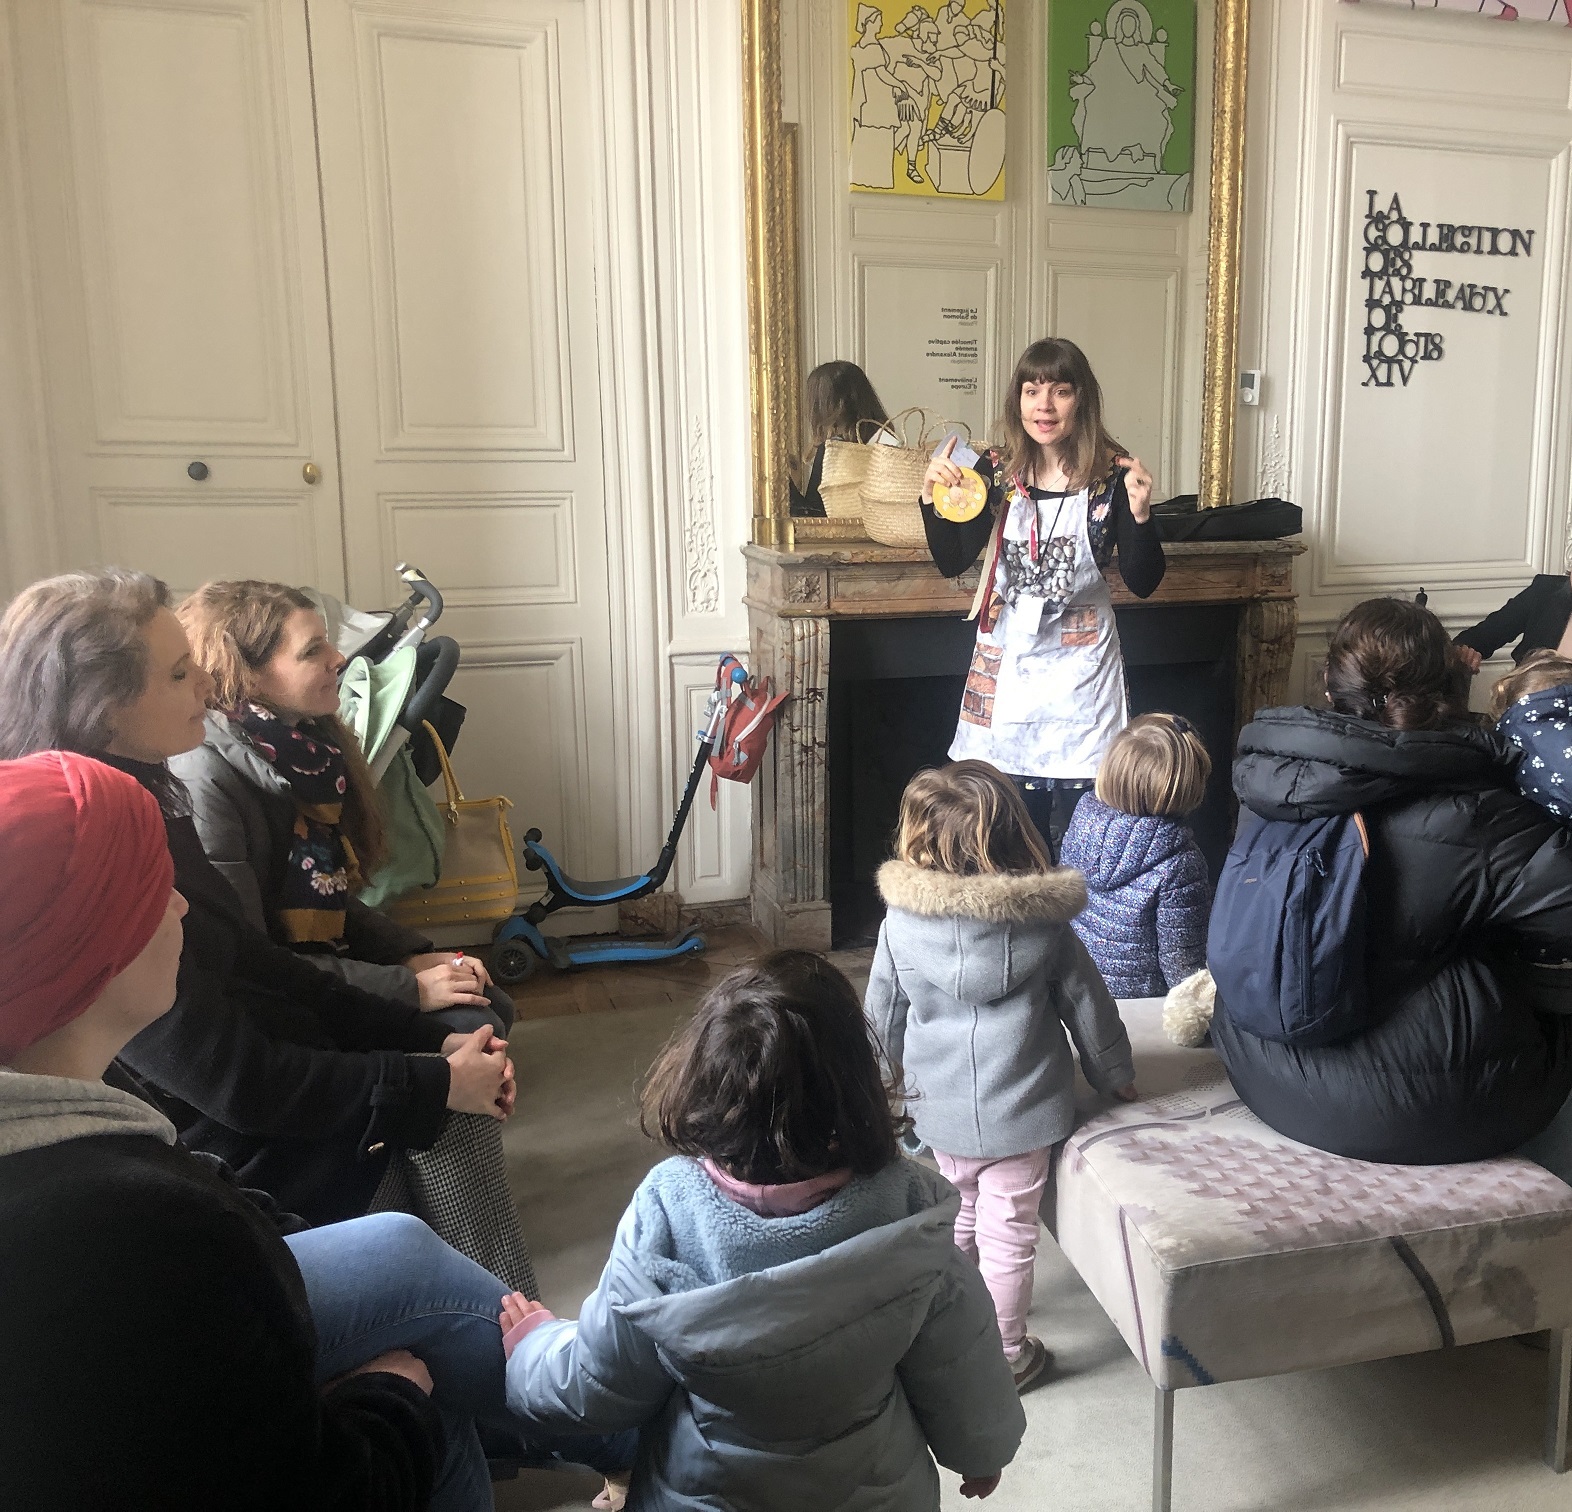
[287,1213,633,1512]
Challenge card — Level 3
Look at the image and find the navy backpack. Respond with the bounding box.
[1207,810,1371,1046]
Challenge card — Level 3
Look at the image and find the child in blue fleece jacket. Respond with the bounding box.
[494,951,1025,1511]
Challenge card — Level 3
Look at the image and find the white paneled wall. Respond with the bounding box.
[1237,1,1572,701]
[787,0,1215,495]
[0,0,755,914]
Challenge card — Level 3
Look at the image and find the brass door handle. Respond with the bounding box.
[302,462,321,485]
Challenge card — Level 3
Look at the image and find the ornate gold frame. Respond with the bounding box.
[743,0,1250,548]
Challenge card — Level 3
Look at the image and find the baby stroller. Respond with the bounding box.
[326,565,722,980]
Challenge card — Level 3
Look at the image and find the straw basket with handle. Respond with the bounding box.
[859,409,967,547]
[816,418,887,524]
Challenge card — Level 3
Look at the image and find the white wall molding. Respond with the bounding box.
[0,7,58,596]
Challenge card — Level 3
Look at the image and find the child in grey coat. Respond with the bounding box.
[497,951,1025,1510]
[866,761,1137,1389]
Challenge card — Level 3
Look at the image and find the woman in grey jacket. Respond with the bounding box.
[171,580,510,1038]
[498,952,1026,1510]
[866,762,1136,1388]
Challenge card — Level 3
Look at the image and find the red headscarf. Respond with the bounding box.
[0,752,175,1062]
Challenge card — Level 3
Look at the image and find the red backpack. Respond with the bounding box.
[706,654,787,807]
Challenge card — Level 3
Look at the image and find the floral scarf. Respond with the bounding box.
[232,702,359,945]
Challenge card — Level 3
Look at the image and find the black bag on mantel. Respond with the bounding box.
[1151,495,1302,542]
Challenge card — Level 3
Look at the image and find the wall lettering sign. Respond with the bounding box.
[1361,189,1536,389]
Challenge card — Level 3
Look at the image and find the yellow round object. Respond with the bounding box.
[932,467,988,523]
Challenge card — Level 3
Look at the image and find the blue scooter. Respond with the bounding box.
[489,661,747,984]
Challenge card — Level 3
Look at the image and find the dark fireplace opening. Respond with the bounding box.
[826,606,1238,948]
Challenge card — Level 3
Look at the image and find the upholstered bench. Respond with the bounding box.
[1049,997,1572,1512]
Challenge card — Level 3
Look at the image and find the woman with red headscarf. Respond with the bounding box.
[0,751,635,1509]
[0,750,454,1508]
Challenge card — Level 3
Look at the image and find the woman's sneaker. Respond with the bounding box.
[1008,1336,1052,1392]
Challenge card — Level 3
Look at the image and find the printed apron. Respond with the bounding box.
[949,485,1128,779]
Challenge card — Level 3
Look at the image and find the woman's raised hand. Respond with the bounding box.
[922,435,964,505]
[1457,644,1483,675]
[415,958,491,1010]
[1115,454,1154,522]
[443,1024,515,1119]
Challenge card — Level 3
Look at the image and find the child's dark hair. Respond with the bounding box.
[640,949,909,1184]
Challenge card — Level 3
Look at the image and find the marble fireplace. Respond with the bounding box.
[745,539,1304,950]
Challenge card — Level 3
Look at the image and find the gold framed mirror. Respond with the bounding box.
[742,0,1249,549]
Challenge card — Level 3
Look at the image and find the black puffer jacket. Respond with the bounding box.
[1210,706,1572,1164]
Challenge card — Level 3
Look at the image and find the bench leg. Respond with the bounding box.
[1547,1329,1572,1473]
[1153,1385,1174,1512]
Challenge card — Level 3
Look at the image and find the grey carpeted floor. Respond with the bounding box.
[495,994,1569,1512]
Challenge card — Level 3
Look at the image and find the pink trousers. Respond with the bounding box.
[933,1145,1053,1360]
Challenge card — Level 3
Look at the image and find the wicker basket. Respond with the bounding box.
[858,409,959,547]
[819,438,871,522]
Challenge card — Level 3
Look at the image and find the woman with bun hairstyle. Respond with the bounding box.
[0,569,536,1293]
[1210,597,1572,1164]
[922,337,1166,858]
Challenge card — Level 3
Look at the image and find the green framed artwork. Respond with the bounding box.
[1047,0,1195,211]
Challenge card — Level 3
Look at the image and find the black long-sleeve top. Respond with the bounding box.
[919,455,1166,600]
[0,1130,442,1511]
[104,757,453,1226]
[1455,574,1572,666]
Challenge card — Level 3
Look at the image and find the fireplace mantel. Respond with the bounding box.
[745,538,1305,950]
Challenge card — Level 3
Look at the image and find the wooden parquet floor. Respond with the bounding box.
[490,925,873,1022]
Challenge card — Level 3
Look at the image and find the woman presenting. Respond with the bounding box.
[922,337,1166,856]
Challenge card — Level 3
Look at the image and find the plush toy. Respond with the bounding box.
[1162,967,1216,1048]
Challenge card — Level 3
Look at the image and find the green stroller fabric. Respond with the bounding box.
[340,650,446,908]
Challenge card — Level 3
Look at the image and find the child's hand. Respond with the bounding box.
[1113,1083,1139,1102]
[960,1474,1001,1499]
[499,1292,554,1359]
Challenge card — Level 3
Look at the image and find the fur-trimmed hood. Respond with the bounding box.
[875,860,1086,924]
[875,860,1088,1007]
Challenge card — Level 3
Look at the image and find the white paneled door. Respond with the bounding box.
[309,0,620,890]
[13,0,345,594]
[14,0,620,909]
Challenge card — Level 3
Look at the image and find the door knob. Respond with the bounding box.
[187,461,209,481]
[302,462,321,485]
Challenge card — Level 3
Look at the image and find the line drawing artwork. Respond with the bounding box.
[849,0,1007,200]
[1048,0,1194,211]
[1343,0,1571,20]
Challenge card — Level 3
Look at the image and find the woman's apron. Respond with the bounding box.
[948,485,1128,779]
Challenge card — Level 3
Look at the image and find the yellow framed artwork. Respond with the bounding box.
[849,0,1007,200]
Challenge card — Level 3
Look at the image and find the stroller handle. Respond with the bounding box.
[393,563,444,648]
[399,635,460,732]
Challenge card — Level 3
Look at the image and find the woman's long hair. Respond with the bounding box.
[177,580,386,875]
[804,360,889,464]
[1324,598,1472,731]
[0,569,187,812]
[997,337,1122,492]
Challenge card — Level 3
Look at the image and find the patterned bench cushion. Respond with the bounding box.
[1050,998,1572,1390]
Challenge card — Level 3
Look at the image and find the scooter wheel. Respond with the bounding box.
[493,942,537,986]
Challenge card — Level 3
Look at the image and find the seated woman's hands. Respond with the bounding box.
[440,1025,516,1120]
[409,952,492,1010]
